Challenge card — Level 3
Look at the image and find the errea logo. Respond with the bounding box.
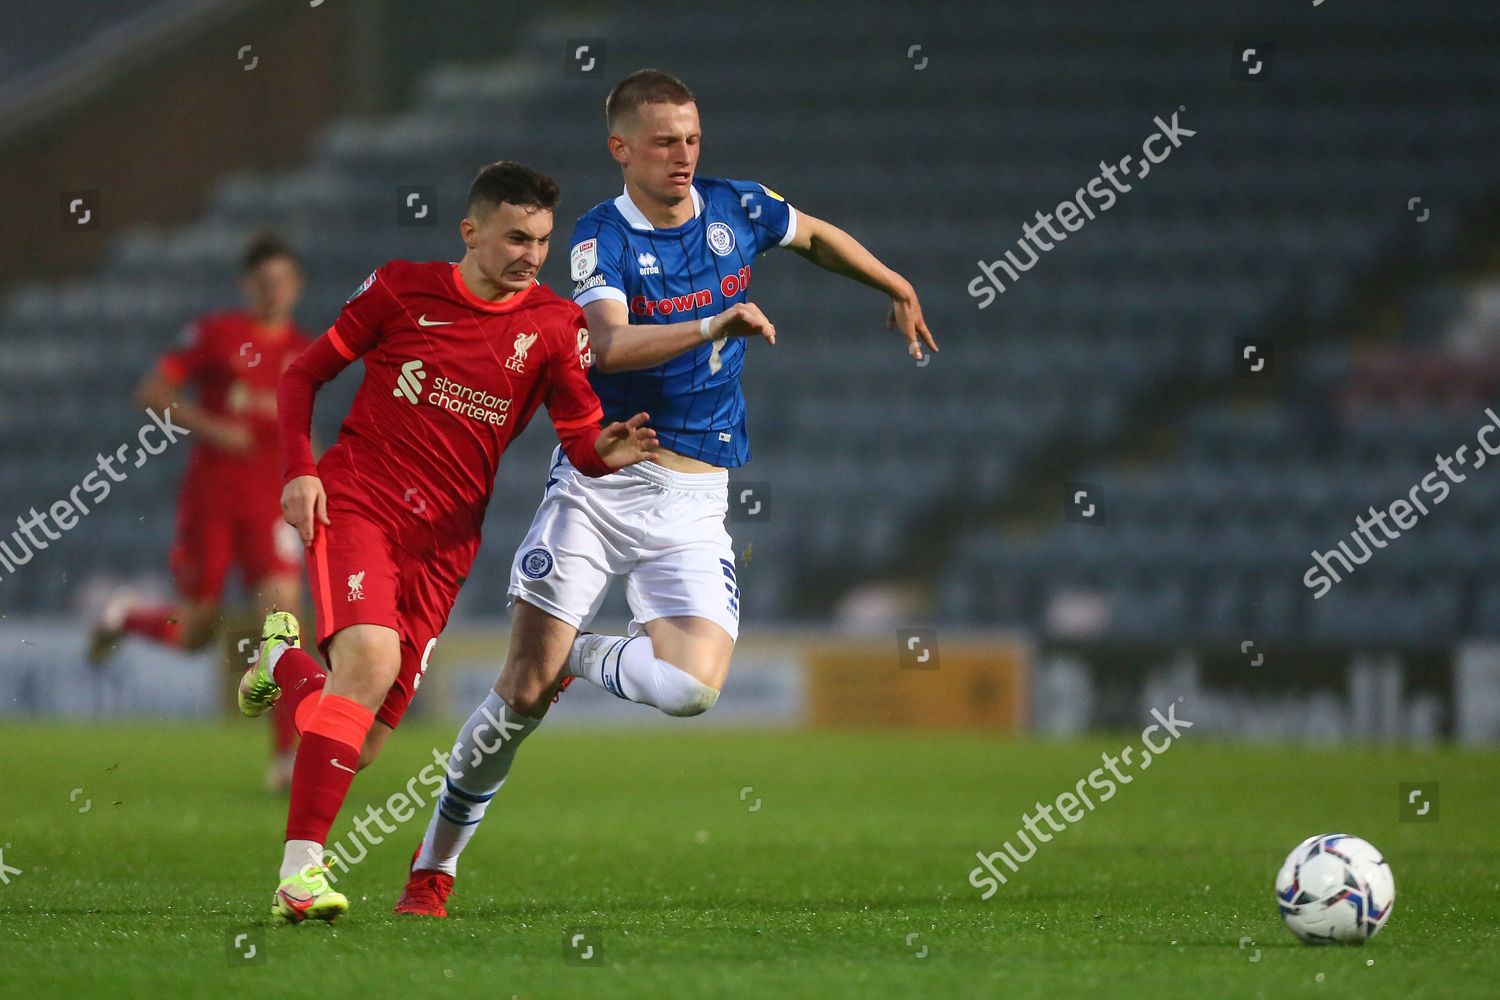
[637,252,660,276]
[393,359,426,403]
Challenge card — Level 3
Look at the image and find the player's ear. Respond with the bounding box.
[607,133,630,167]
[458,215,477,247]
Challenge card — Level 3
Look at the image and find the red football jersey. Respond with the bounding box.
[159,311,311,506]
[279,260,606,552]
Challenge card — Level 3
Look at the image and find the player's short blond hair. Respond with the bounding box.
[605,69,695,134]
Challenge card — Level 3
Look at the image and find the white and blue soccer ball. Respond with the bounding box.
[1275,834,1395,944]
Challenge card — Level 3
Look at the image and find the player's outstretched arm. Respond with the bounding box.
[786,211,938,362]
[593,411,660,470]
[582,299,776,374]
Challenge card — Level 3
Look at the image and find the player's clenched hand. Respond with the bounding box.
[710,302,776,346]
[281,475,330,546]
[594,411,660,470]
[888,284,938,363]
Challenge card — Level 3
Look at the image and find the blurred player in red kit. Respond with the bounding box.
[89,232,312,789]
[234,160,658,923]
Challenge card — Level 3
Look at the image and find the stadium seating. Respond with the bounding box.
[2,0,1498,649]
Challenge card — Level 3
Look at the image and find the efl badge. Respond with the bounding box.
[346,271,376,302]
[570,239,598,281]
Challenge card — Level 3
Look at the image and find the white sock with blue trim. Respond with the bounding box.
[414,690,540,875]
[567,633,719,717]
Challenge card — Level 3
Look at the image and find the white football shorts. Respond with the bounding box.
[506,447,741,641]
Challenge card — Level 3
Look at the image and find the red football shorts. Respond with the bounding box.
[305,505,476,730]
[170,498,302,602]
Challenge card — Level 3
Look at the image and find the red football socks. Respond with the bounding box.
[120,606,182,646]
[284,694,374,843]
[272,646,328,734]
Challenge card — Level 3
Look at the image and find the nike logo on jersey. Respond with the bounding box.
[417,315,454,327]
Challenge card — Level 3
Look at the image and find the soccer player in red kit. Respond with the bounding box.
[234,161,658,923]
[89,232,311,788]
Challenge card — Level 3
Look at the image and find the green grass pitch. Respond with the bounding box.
[0,721,1495,998]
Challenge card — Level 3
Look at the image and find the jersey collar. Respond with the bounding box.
[449,263,535,312]
[614,183,704,230]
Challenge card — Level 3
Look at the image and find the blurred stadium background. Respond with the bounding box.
[3,0,1500,748]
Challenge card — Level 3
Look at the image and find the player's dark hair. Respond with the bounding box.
[467,160,561,219]
[605,69,696,133]
[241,231,299,273]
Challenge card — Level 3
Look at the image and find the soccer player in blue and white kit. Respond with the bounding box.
[396,69,937,915]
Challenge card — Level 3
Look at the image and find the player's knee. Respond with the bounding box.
[656,661,720,718]
[329,629,401,691]
[496,647,565,716]
[498,670,555,717]
[506,688,550,718]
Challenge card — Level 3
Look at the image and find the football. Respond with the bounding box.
[1275,834,1396,944]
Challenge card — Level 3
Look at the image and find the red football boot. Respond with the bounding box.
[394,844,454,917]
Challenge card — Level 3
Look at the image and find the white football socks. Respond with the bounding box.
[411,638,720,878]
[280,839,324,881]
[567,633,719,717]
[414,690,540,875]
